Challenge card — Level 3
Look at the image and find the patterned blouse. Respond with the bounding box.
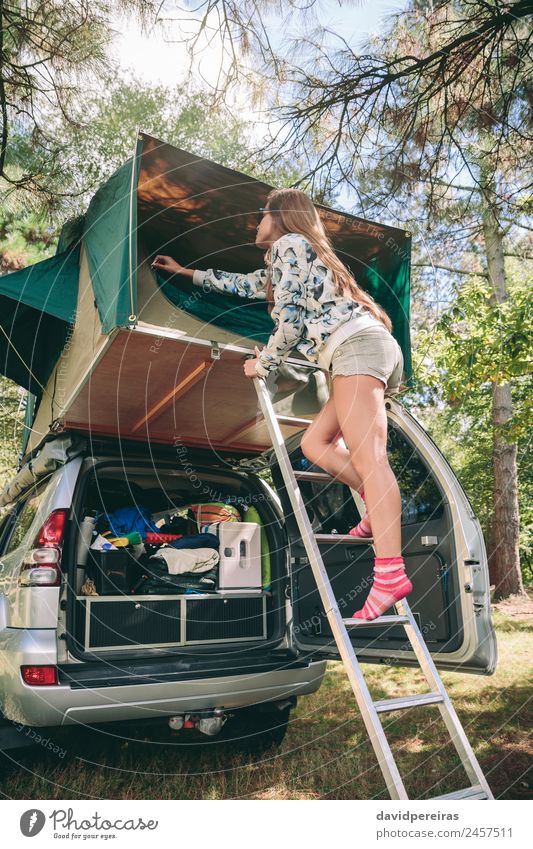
[192,232,380,378]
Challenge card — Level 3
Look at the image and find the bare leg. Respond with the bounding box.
[332,373,401,557]
[300,396,364,492]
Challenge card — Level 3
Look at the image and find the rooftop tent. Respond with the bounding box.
[22,133,413,459]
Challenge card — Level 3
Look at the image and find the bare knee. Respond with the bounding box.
[300,431,321,462]
[301,428,336,463]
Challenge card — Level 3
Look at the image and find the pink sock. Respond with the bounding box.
[349,487,372,538]
[352,556,412,620]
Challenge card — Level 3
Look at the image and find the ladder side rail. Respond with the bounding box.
[395,598,494,799]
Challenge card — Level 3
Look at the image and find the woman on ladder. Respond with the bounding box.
[152,188,411,620]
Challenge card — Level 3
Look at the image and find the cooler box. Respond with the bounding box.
[85,548,143,595]
[203,522,262,590]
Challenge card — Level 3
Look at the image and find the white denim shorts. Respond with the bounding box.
[330,325,404,396]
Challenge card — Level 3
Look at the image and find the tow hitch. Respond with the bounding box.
[168,709,228,736]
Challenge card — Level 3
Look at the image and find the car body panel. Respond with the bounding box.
[0,626,326,727]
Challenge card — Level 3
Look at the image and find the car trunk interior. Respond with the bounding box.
[65,456,287,662]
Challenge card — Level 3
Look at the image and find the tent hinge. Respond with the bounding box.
[210,341,221,360]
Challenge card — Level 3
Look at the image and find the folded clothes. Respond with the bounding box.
[168,532,219,550]
[150,547,220,575]
[134,568,218,594]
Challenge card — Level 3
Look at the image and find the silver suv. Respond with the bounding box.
[0,394,497,753]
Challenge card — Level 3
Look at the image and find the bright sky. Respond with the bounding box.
[113,1,406,92]
[111,1,407,209]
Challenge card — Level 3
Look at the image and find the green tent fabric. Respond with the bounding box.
[82,145,141,333]
[157,272,274,344]
[0,245,80,394]
[17,218,86,452]
[355,250,412,383]
[56,214,85,254]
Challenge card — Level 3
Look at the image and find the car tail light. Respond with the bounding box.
[37,509,68,546]
[21,665,59,686]
[18,508,69,587]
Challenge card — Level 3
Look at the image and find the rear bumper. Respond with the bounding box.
[0,628,326,727]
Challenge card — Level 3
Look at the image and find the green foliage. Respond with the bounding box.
[0,212,57,271]
[0,378,24,491]
[337,1,532,597]
[414,271,532,441]
[0,1,159,209]
[61,80,265,207]
[409,267,532,583]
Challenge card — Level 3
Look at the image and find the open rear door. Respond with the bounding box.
[271,397,496,674]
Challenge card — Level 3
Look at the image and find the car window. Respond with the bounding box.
[302,480,359,535]
[387,424,444,524]
[290,422,444,533]
[3,488,47,554]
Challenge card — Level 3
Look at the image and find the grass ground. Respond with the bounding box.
[1,602,531,800]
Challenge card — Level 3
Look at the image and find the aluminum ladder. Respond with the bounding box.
[253,375,493,801]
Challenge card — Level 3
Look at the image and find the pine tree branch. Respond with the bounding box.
[413,262,488,277]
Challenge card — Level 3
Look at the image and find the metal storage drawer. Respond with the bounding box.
[74,592,268,651]
[75,596,182,651]
[185,594,267,644]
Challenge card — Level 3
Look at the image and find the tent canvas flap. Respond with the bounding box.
[0,245,80,393]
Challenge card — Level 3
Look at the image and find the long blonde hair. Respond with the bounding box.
[263,188,392,333]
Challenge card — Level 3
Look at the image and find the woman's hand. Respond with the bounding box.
[151,255,193,278]
[243,346,263,379]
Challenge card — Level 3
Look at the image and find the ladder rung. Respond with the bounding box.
[432,785,488,800]
[342,615,409,627]
[293,470,333,482]
[373,693,444,713]
[314,533,373,544]
[275,415,312,427]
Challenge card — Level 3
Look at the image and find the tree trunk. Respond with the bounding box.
[481,185,524,600]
